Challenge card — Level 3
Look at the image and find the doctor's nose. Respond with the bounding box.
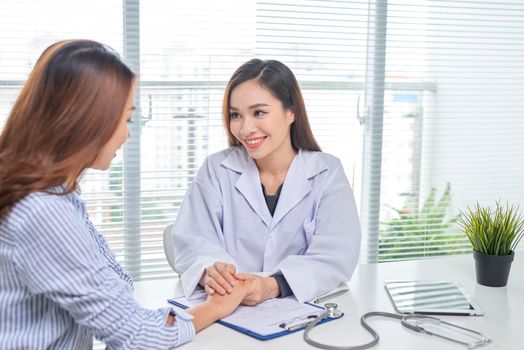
[240,117,257,136]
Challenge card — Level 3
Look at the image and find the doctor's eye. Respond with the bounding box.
[229,112,240,120]
[254,110,267,117]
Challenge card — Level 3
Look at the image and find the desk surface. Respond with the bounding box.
[134,255,522,350]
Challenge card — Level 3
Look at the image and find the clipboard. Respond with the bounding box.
[168,293,342,341]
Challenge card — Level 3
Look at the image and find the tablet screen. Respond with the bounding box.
[384,280,483,315]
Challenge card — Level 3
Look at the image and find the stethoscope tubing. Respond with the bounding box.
[303,309,491,350]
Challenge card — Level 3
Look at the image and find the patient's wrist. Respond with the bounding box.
[166,312,175,326]
[191,299,223,321]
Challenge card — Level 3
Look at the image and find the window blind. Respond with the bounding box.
[134,0,370,277]
[2,0,523,283]
[0,0,368,281]
[363,0,524,262]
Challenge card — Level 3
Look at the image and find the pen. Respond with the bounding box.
[313,287,349,304]
[284,320,313,331]
[280,315,318,331]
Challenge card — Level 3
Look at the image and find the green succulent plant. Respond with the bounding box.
[457,201,524,256]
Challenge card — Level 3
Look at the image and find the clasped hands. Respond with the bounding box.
[199,261,279,306]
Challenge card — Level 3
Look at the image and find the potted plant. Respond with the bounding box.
[458,202,524,287]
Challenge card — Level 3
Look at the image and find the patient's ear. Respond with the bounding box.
[287,108,295,124]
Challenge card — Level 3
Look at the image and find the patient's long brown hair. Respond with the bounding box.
[0,40,135,221]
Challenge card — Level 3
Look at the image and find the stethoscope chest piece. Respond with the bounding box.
[324,303,344,319]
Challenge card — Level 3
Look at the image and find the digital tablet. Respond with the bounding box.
[384,280,484,316]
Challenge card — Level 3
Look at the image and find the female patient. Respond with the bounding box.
[0,40,250,349]
[170,59,361,304]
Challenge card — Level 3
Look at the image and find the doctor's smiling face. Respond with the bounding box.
[223,59,321,161]
[229,80,295,162]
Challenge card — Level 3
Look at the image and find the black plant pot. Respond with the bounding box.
[473,250,514,287]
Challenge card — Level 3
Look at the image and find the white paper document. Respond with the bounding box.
[171,291,325,336]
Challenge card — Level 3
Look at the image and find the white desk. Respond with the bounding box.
[134,255,522,350]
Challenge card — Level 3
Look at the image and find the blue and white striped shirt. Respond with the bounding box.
[0,187,195,349]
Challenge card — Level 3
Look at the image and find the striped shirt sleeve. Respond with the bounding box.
[11,194,195,349]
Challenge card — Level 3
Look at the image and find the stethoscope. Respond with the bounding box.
[303,304,492,350]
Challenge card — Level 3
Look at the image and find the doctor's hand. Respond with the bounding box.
[235,274,280,306]
[199,261,238,296]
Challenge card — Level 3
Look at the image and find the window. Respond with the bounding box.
[1,0,523,283]
[363,0,524,262]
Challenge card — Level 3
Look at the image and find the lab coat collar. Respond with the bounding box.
[220,147,328,179]
[221,147,329,229]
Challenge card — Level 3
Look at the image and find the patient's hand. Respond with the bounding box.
[199,261,237,296]
[207,279,252,319]
[187,279,252,332]
[235,274,280,306]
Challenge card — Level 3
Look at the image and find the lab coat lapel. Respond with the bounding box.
[224,149,273,228]
[271,150,312,229]
[221,147,328,229]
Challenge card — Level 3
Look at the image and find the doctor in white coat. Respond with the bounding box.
[169,59,361,304]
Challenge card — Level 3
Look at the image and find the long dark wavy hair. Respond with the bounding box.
[222,59,320,152]
[0,39,135,221]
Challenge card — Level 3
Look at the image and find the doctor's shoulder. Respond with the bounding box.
[200,147,239,173]
[301,150,351,187]
[194,147,243,183]
[301,149,344,173]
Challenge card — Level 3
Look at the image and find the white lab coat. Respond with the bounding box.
[170,146,361,302]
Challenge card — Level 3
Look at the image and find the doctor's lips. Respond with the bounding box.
[243,136,267,149]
